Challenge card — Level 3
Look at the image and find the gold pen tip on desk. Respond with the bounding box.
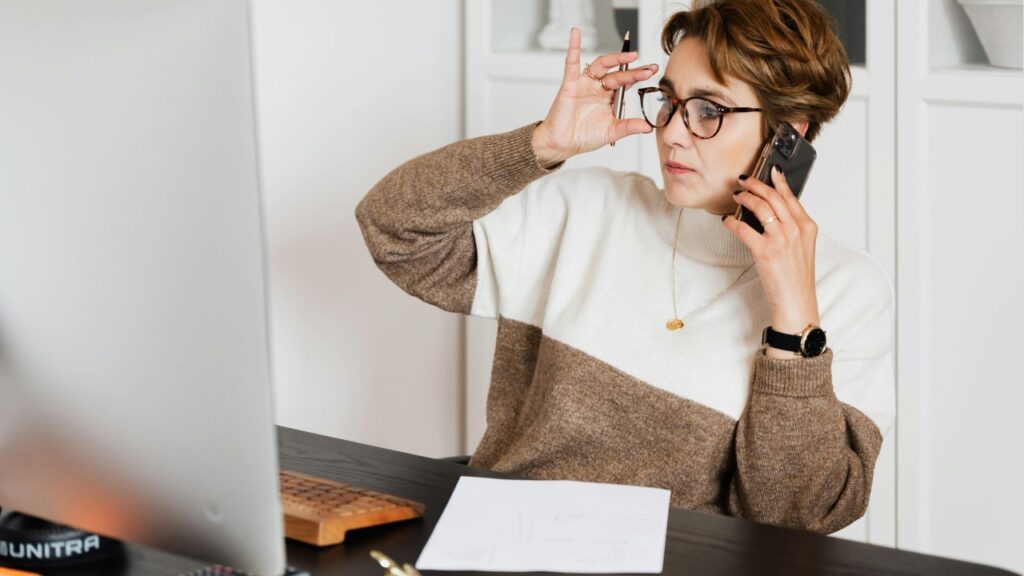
[624,30,630,41]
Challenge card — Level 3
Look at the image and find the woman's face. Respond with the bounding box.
[656,37,805,215]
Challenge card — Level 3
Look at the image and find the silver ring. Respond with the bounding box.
[763,214,778,225]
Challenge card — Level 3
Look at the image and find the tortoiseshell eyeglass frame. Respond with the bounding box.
[637,86,763,139]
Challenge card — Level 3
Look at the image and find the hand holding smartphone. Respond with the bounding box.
[734,122,816,234]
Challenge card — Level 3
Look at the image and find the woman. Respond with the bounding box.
[355,0,894,534]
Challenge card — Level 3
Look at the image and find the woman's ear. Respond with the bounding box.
[793,120,809,138]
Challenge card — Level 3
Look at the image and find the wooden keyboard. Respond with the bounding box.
[279,470,425,546]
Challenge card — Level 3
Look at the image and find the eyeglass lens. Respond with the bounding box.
[642,90,722,137]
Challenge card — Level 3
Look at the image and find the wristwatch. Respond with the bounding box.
[762,324,827,357]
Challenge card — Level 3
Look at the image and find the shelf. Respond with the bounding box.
[490,0,631,55]
[921,0,1023,106]
[923,65,1024,105]
[927,0,1022,71]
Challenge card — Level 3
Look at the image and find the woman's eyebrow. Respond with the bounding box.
[658,77,735,105]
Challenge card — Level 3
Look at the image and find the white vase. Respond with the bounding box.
[537,0,598,52]
[957,0,1023,69]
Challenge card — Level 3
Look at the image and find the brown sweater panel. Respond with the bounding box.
[354,120,562,314]
[469,317,738,516]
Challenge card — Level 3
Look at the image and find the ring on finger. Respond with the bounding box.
[763,214,778,225]
[584,62,612,90]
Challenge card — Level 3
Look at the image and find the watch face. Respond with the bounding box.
[802,328,827,356]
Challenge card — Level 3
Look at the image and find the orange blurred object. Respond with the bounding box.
[0,568,43,576]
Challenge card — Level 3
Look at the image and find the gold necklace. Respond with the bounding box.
[666,208,756,331]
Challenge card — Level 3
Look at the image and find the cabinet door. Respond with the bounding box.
[896,1,1024,573]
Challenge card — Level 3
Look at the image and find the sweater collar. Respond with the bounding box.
[673,207,754,267]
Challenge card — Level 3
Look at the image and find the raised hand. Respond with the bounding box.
[531,27,660,168]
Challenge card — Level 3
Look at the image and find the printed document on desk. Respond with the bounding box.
[415,476,670,573]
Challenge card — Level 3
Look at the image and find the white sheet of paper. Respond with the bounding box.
[414,476,671,573]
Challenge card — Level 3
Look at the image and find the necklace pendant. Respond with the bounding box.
[666,318,684,331]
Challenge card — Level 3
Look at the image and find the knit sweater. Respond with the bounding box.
[355,120,895,534]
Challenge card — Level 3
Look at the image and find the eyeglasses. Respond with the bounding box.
[637,87,763,139]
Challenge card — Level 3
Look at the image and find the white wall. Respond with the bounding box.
[249,1,465,458]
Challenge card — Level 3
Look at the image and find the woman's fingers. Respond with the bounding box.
[735,174,798,239]
[562,28,581,82]
[598,64,658,90]
[734,190,780,232]
[588,50,640,76]
[723,212,765,249]
[742,172,795,224]
[609,118,655,143]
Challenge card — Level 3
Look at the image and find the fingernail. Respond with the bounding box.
[738,174,749,181]
[773,163,784,175]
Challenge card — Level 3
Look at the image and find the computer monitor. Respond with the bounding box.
[0,1,286,574]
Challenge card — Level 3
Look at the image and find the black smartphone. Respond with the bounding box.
[734,121,816,234]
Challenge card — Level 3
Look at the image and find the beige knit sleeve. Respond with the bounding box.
[726,347,884,534]
[354,121,563,314]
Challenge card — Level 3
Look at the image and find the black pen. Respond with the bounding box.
[610,30,630,147]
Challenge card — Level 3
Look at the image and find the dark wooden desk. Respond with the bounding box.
[87,427,1022,575]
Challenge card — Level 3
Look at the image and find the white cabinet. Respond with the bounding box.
[462,0,1021,570]
[895,1,1023,573]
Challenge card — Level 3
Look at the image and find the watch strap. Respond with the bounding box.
[762,325,803,352]
[762,324,827,357]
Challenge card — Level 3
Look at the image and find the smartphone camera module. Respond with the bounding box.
[774,126,799,159]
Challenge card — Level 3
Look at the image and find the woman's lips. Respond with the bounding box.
[665,162,695,176]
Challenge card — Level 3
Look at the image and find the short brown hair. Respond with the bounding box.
[660,0,851,143]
